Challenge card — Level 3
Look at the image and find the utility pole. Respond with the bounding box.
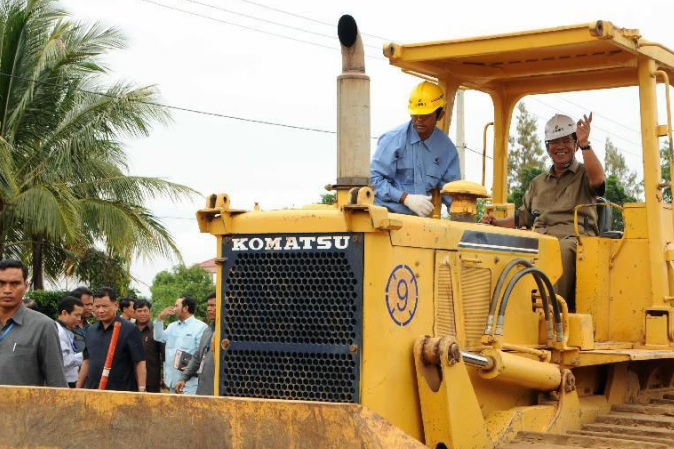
[455,89,466,179]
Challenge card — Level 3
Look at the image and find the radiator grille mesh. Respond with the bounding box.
[435,262,456,338]
[461,266,492,348]
[221,234,363,403]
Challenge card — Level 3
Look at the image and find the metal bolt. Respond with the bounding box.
[349,344,358,353]
[448,342,462,365]
[221,339,230,350]
[565,372,576,393]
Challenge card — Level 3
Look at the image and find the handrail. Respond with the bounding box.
[482,122,494,187]
[572,202,624,243]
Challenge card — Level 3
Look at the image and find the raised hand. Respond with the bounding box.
[576,112,592,147]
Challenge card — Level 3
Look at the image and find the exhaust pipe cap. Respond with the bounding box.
[338,15,358,48]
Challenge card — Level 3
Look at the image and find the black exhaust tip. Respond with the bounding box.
[338,15,358,48]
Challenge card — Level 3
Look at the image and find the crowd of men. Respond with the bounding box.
[0,259,216,395]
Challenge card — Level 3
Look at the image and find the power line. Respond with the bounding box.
[527,96,643,158]
[0,70,384,139]
[179,0,383,51]
[231,0,392,42]
[139,0,336,52]
[550,94,642,136]
[464,145,492,160]
[138,0,386,61]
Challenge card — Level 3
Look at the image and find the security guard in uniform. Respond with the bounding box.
[482,113,605,310]
[371,81,461,216]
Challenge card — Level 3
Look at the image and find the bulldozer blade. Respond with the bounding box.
[0,386,426,449]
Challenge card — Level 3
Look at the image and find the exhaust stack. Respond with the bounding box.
[335,15,370,201]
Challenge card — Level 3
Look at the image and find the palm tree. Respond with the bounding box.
[0,0,197,288]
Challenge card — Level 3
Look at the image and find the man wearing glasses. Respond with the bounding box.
[481,113,605,309]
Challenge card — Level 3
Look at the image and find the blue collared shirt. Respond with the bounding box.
[154,315,208,393]
[371,121,461,214]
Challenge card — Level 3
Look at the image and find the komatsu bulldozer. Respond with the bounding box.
[6,15,674,449]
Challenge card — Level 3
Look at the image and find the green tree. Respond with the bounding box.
[0,0,197,288]
[72,248,133,295]
[604,174,637,229]
[662,140,672,203]
[150,264,215,320]
[508,102,545,189]
[319,193,336,205]
[604,137,642,199]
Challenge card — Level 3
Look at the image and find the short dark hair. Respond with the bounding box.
[0,259,28,281]
[59,296,84,314]
[70,287,93,299]
[133,299,152,310]
[180,296,197,314]
[93,287,116,301]
[119,297,135,311]
[206,292,216,301]
[435,107,444,119]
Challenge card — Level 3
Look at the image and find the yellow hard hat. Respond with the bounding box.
[408,81,446,115]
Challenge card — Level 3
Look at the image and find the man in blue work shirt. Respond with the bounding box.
[154,296,207,394]
[371,81,461,216]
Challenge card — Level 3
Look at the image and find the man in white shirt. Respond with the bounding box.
[154,296,207,394]
[56,296,84,388]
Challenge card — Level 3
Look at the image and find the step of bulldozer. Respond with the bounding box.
[568,429,673,446]
[504,431,668,448]
[504,443,591,449]
[649,398,674,406]
[596,412,674,430]
[580,423,674,442]
[611,403,674,417]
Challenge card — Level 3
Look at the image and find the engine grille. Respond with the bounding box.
[220,233,363,403]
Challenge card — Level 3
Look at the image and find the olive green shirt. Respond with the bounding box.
[519,159,605,239]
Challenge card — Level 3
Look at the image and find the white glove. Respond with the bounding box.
[403,194,433,217]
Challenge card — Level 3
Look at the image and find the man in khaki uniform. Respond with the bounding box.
[482,113,605,310]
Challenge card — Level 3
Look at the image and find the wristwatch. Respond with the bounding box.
[579,143,592,151]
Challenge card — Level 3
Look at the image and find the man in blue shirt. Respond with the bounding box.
[371,81,461,216]
[154,296,208,394]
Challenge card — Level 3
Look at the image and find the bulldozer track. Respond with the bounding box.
[504,393,674,448]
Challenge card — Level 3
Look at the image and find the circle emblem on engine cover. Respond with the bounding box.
[385,264,419,326]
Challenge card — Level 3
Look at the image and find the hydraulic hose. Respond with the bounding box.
[486,259,551,340]
[486,259,532,334]
[496,267,564,342]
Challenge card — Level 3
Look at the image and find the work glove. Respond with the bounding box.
[403,194,433,217]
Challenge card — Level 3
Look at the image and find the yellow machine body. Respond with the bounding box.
[191,21,674,449]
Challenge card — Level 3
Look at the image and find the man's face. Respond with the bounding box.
[207,298,217,322]
[80,294,94,319]
[123,302,135,318]
[135,306,151,325]
[0,268,27,312]
[93,296,118,323]
[411,111,441,141]
[547,135,576,167]
[60,305,83,329]
[175,297,188,320]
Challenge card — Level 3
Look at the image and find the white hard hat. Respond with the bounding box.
[544,114,576,141]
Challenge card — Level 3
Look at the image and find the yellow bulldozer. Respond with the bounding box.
[5,15,674,449]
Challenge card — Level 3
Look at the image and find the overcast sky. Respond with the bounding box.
[60,0,673,296]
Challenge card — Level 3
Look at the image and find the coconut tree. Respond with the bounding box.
[0,0,196,288]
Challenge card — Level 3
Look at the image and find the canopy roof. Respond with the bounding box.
[385,21,674,95]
